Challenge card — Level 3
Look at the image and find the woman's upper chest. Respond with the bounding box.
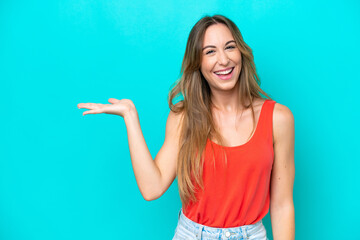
[212,99,266,147]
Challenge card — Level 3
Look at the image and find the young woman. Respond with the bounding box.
[78,15,295,240]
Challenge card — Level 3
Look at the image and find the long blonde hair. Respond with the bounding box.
[167,15,272,207]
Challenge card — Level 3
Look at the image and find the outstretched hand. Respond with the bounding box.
[77,98,135,118]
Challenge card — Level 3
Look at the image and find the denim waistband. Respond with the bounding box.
[177,208,265,239]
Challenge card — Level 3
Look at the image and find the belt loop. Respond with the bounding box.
[196,225,204,240]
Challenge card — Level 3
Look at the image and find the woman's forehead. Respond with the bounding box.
[202,24,234,46]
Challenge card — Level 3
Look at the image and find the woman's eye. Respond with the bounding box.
[206,50,214,55]
[226,45,236,49]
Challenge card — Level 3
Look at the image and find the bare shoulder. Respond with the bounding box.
[273,102,295,143]
[167,106,184,125]
[166,104,185,137]
[273,102,294,124]
[168,108,184,121]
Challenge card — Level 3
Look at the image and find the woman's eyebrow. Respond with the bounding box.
[202,40,236,50]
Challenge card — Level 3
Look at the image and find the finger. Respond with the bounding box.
[78,103,98,109]
[108,98,121,104]
[82,109,102,116]
[78,103,91,109]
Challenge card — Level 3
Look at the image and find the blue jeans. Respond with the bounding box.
[173,209,269,240]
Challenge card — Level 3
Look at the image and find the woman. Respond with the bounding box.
[78,15,295,240]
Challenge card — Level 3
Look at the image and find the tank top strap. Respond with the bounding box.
[257,99,276,145]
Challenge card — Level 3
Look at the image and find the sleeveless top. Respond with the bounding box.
[182,99,276,228]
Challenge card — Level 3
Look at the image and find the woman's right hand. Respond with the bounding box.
[77,98,136,118]
[77,97,182,201]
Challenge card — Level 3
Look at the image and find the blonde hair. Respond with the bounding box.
[167,15,272,208]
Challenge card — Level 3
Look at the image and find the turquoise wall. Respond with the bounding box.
[1,0,359,239]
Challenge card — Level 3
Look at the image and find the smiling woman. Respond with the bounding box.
[167,15,295,240]
[77,14,295,240]
[200,25,242,89]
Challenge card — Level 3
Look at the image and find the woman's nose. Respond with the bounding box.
[217,50,230,66]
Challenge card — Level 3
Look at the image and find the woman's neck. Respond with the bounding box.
[210,86,244,113]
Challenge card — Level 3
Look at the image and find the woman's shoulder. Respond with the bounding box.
[168,102,185,126]
[257,98,294,132]
[257,97,291,115]
[272,101,293,120]
[272,101,295,142]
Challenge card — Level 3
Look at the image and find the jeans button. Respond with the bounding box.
[225,231,231,237]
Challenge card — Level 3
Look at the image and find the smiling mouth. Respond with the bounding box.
[214,67,234,75]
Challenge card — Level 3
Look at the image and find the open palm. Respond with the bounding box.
[77,98,135,117]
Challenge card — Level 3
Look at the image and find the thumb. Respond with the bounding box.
[108,98,121,104]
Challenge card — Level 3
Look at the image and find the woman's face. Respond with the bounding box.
[200,23,242,92]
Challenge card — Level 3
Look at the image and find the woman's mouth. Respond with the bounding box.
[213,67,234,80]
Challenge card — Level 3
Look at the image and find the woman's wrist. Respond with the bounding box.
[123,103,138,122]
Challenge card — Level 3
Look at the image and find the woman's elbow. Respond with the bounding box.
[142,190,162,201]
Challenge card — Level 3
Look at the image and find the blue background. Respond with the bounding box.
[1,0,359,239]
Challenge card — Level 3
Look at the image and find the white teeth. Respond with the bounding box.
[215,68,233,75]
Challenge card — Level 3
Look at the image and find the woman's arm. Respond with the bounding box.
[124,103,183,200]
[270,103,295,240]
[78,98,183,201]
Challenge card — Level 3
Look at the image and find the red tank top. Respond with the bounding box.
[182,99,276,228]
